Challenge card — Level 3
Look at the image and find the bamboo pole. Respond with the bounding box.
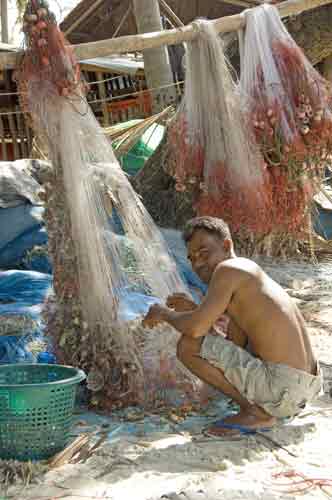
[111,2,132,38]
[96,71,110,126]
[64,0,105,36]
[159,0,185,27]
[1,0,9,43]
[0,0,332,69]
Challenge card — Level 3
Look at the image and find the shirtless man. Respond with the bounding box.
[143,216,321,436]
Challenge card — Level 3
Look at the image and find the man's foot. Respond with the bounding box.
[205,410,276,437]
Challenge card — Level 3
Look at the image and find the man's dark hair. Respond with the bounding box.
[183,216,231,243]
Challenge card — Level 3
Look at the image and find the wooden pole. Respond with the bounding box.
[1,0,9,43]
[111,2,132,38]
[64,0,105,36]
[96,71,110,126]
[1,0,332,69]
[158,0,184,27]
[132,0,176,112]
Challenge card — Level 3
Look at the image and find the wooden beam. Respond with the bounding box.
[1,0,9,43]
[111,2,132,38]
[96,70,110,126]
[217,0,257,8]
[1,0,332,70]
[64,0,105,37]
[159,0,185,27]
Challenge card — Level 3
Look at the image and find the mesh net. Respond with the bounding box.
[168,19,270,236]
[239,4,332,234]
[17,0,202,408]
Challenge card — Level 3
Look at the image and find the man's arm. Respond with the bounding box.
[143,265,239,338]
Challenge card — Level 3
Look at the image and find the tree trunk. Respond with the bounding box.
[132,0,176,113]
[1,0,9,43]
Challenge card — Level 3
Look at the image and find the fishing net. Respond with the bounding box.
[239,4,332,235]
[17,0,203,409]
[168,19,270,236]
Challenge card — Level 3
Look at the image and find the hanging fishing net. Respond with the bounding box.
[16,0,204,409]
[168,19,270,236]
[239,4,332,235]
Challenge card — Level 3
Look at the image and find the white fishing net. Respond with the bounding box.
[168,19,268,234]
[238,4,332,234]
[26,78,204,405]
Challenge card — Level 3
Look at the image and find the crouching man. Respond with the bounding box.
[143,216,321,436]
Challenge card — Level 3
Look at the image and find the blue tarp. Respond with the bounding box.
[314,206,332,240]
[0,205,48,270]
[0,271,52,364]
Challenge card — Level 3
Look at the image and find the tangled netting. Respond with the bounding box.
[239,4,332,235]
[168,19,269,236]
[17,0,204,409]
[168,9,332,242]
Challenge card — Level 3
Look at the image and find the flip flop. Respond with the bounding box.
[203,419,272,438]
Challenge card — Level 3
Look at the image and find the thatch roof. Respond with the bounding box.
[60,0,245,44]
[60,0,332,71]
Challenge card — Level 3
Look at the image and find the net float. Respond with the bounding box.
[41,56,50,66]
[25,14,38,23]
[36,21,47,31]
[37,38,47,48]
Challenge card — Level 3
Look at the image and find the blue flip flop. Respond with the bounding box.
[204,419,272,437]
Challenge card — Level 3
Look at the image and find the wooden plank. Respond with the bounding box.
[25,119,33,155]
[16,108,26,157]
[1,0,332,69]
[96,71,110,127]
[7,112,20,159]
[0,115,7,160]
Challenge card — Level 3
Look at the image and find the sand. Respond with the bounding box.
[4,259,332,500]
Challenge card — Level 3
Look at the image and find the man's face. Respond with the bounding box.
[187,229,229,283]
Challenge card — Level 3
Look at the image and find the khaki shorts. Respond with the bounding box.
[200,334,322,418]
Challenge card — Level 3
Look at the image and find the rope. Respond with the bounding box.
[0,75,138,98]
[0,80,184,116]
[88,79,184,104]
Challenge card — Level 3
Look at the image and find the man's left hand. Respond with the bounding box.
[142,304,167,329]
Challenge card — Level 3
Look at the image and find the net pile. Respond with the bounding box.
[17,0,202,409]
[168,19,270,236]
[240,4,332,235]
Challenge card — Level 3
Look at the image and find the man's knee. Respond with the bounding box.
[177,335,202,363]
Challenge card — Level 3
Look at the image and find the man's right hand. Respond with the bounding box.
[166,293,197,312]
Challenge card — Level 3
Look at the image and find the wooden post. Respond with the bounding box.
[96,71,110,127]
[1,0,9,43]
[8,112,20,159]
[132,0,176,113]
[0,115,7,160]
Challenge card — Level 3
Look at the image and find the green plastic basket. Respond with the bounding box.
[0,364,86,461]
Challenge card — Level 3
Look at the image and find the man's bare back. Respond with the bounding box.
[220,257,316,374]
[143,217,321,435]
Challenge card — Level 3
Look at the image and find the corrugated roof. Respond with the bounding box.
[80,56,144,75]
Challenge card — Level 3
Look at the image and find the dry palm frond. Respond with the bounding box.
[105,106,174,159]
